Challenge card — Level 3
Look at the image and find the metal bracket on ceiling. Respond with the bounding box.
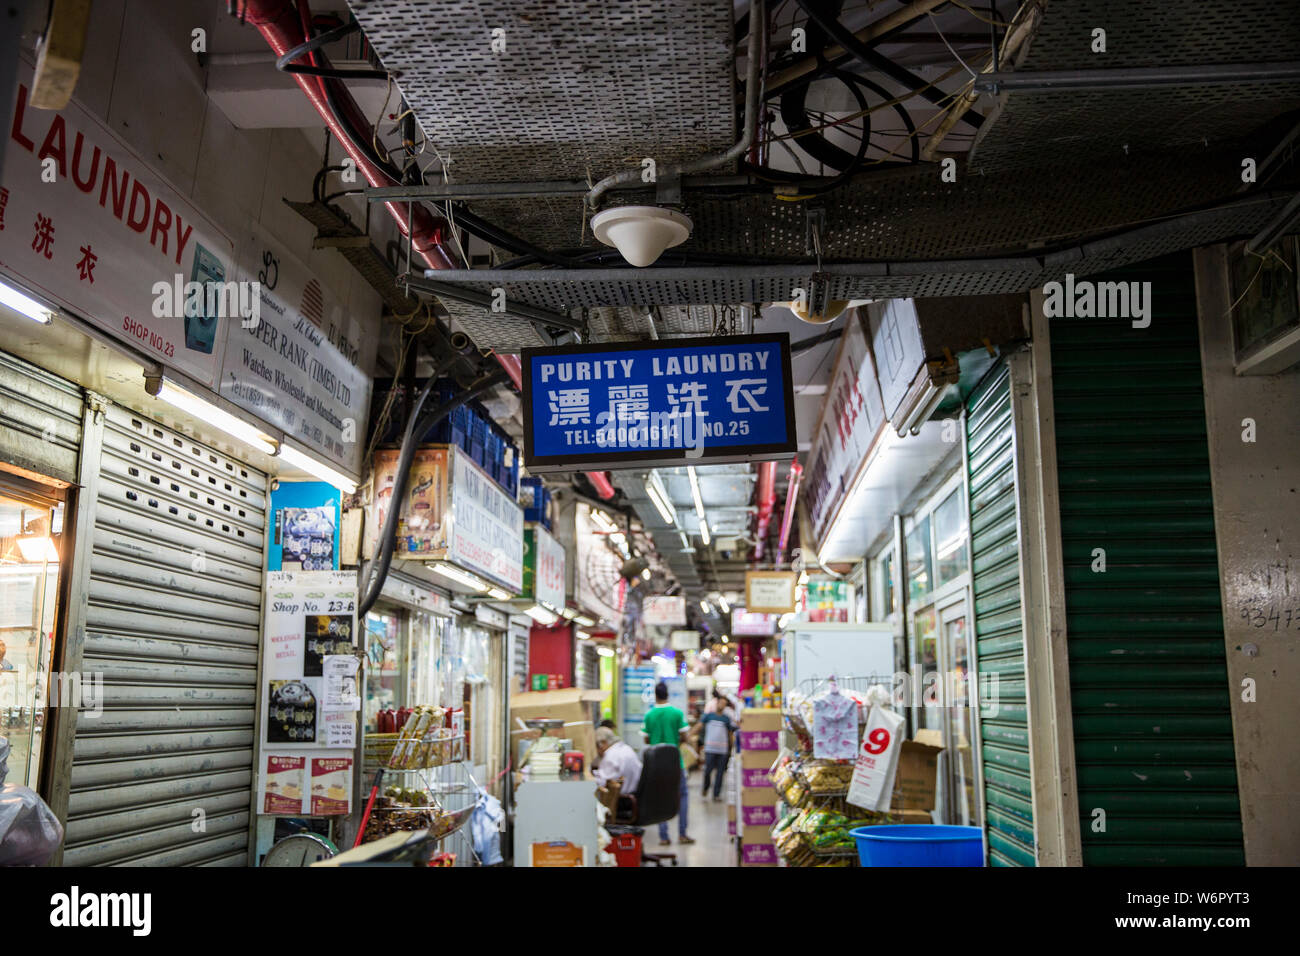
[656,175,683,207]
[804,206,826,258]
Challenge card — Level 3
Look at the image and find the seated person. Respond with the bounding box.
[594,727,642,809]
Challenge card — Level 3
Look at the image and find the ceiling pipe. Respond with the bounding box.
[586,0,766,207]
[587,470,617,501]
[751,460,778,561]
[233,4,561,473]
[239,0,457,271]
[776,459,803,563]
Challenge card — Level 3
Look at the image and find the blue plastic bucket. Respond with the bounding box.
[849,825,984,867]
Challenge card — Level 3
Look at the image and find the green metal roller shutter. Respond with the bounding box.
[1049,251,1245,866]
[966,363,1035,867]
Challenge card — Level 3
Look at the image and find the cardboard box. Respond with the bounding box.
[737,729,781,751]
[741,747,777,770]
[741,842,777,865]
[739,708,782,732]
[509,687,606,764]
[727,803,736,823]
[741,824,773,845]
[741,785,774,807]
[741,804,776,827]
[892,809,934,824]
[740,767,769,789]
[894,740,942,811]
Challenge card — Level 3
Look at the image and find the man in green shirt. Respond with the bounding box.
[641,682,694,846]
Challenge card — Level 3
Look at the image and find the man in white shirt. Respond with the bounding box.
[594,727,642,795]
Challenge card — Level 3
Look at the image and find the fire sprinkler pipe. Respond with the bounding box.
[751,460,778,561]
[776,459,803,563]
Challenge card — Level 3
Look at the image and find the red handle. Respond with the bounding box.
[352,769,384,849]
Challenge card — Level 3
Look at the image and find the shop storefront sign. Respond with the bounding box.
[524,523,565,611]
[669,629,700,650]
[475,603,509,630]
[746,571,797,613]
[0,63,236,388]
[731,609,778,636]
[574,502,624,624]
[449,447,523,593]
[530,841,586,866]
[643,595,687,627]
[522,334,797,472]
[805,312,887,545]
[221,224,378,478]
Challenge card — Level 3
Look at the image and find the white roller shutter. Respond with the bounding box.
[0,349,83,485]
[64,405,267,866]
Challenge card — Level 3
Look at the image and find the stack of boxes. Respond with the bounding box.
[735,707,782,866]
[518,477,553,531]
[367,379,520,498]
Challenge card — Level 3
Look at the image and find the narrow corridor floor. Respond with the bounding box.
[655,766,736,867]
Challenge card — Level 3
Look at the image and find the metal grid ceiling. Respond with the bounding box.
[414,192,1289,307]
[971,0,1300,171]
[346,0,736,183]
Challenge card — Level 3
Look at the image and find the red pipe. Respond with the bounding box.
[776,459,802,562]
[751,461,778,560]
[240,0,456,272]
[242,2,608,497]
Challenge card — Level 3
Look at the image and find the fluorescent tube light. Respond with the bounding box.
[151,377,277,456]
[486,587,511,600]
[700,600,711,614]
[687,465,706,520]
[699,517,711,546]
[526,604,560,626]
[640,568,651,580]
[574,613,597,627]
[560,607,578,620]
[277,441,358,494]
[0,277,56,324]
[596,646,615,658]
[428,562,489,592]
[718,595,731,614]
[644,474,676,524]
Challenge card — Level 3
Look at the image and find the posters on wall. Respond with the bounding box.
[257,570,358,815]
[268,481,340,572]
[0,60,236,388]
[620,665,657,755]
[221,224,378,479]
[365,447,449,560]
[258,753,355,816]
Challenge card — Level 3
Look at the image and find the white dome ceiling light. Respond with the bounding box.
[772,297,876,325]
[591,205,692,267]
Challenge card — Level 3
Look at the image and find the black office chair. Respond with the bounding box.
[606,744,682,866]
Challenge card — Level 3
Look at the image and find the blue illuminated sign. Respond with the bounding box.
[521,334,797,472]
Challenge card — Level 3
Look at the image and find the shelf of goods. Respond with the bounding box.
[360,760,478,846]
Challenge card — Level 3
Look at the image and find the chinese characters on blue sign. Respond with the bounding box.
[522,334,797,471]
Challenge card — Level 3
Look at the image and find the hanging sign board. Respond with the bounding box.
[669,629,701,650]
[731,609,778,636]
[524,524,566,611]
[0,61,236,388]
[805,310,887,546]
[522,334,797,472]
[449,447,524,593]
[220,224,378,479]
[643,595,687,628]
[746,571,798,613]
